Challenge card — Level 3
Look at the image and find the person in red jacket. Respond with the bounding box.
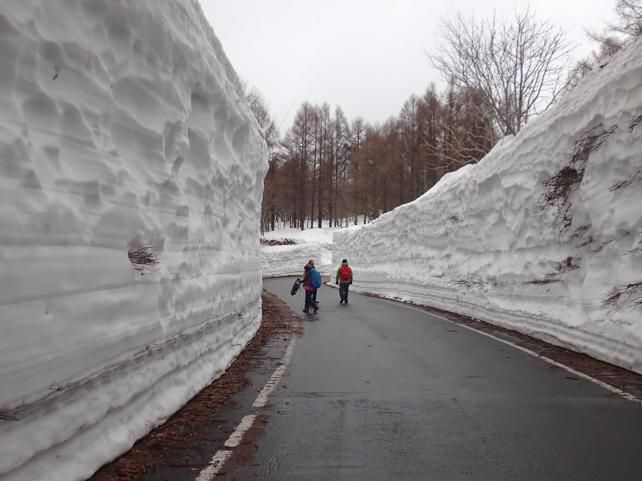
[335,259,353,304]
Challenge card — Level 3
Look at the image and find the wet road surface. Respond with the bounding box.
[225,277,642,481]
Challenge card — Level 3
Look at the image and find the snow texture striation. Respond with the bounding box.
[261,243,324,278]
[261,226,339,276]
[0,1,267,480]
[334,41,642,375]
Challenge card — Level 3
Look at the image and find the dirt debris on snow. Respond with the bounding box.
[260,238,297,246]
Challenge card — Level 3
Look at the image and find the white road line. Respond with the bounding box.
[195,449,233,481]
[194,335,297,481]
[387,299,642,407]
[254,337,297,408]
[224,414,258,448]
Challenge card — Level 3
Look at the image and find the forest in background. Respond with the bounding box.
[249,1,641,233]
[252,84,495,231]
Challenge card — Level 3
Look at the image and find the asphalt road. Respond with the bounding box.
[228,277,642,481]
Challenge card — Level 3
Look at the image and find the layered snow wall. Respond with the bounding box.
[335,41,642,375]
[261,243,324,278]
[261,226,338,276]
[0,1,267,480]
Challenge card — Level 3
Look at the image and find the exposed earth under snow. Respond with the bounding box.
[0,1,266,481]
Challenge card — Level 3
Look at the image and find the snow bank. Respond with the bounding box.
[261,226,340,276]
[335,41,642,375]
[0,1,267,480]
[261,243,323,278]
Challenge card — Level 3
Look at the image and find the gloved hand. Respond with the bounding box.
[349,281,352,285]
[335,281,338,285]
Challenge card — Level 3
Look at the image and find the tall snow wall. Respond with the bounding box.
[334,41,642,375]
[261,243,324,278]
[0,1,267,480]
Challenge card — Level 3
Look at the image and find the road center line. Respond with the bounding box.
[194,335,297,481]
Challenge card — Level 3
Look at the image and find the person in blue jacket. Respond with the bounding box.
[302,260,321,313]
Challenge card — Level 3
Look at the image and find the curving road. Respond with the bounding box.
[227,277,642,481]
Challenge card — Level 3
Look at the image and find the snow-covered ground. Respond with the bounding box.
[0,2,266,481]
[335,41,642,375]
[261,226,342,276]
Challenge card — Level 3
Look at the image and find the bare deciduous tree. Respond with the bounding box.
[610,0,642,37]
[246,88,279,232]
[428,85,495,172]
[430,8,570,136]
[567,1,641,97]
[588,1,641,57]
[246,87,278,150]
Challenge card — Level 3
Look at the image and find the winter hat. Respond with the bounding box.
[341,259,348,264]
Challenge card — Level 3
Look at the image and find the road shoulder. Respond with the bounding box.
[89,290,301,481]
[360,291,642,405]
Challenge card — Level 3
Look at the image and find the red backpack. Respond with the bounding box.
[339,265,352,282]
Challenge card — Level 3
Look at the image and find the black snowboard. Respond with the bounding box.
[291,278,302,296]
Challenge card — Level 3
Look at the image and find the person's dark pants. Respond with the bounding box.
[304,289,316,311]
[339,283,350,302]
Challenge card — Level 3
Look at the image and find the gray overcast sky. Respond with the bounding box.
[200,0,616,128]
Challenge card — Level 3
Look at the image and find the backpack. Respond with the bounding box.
[310,268,321,289]
[339,265,352,282]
